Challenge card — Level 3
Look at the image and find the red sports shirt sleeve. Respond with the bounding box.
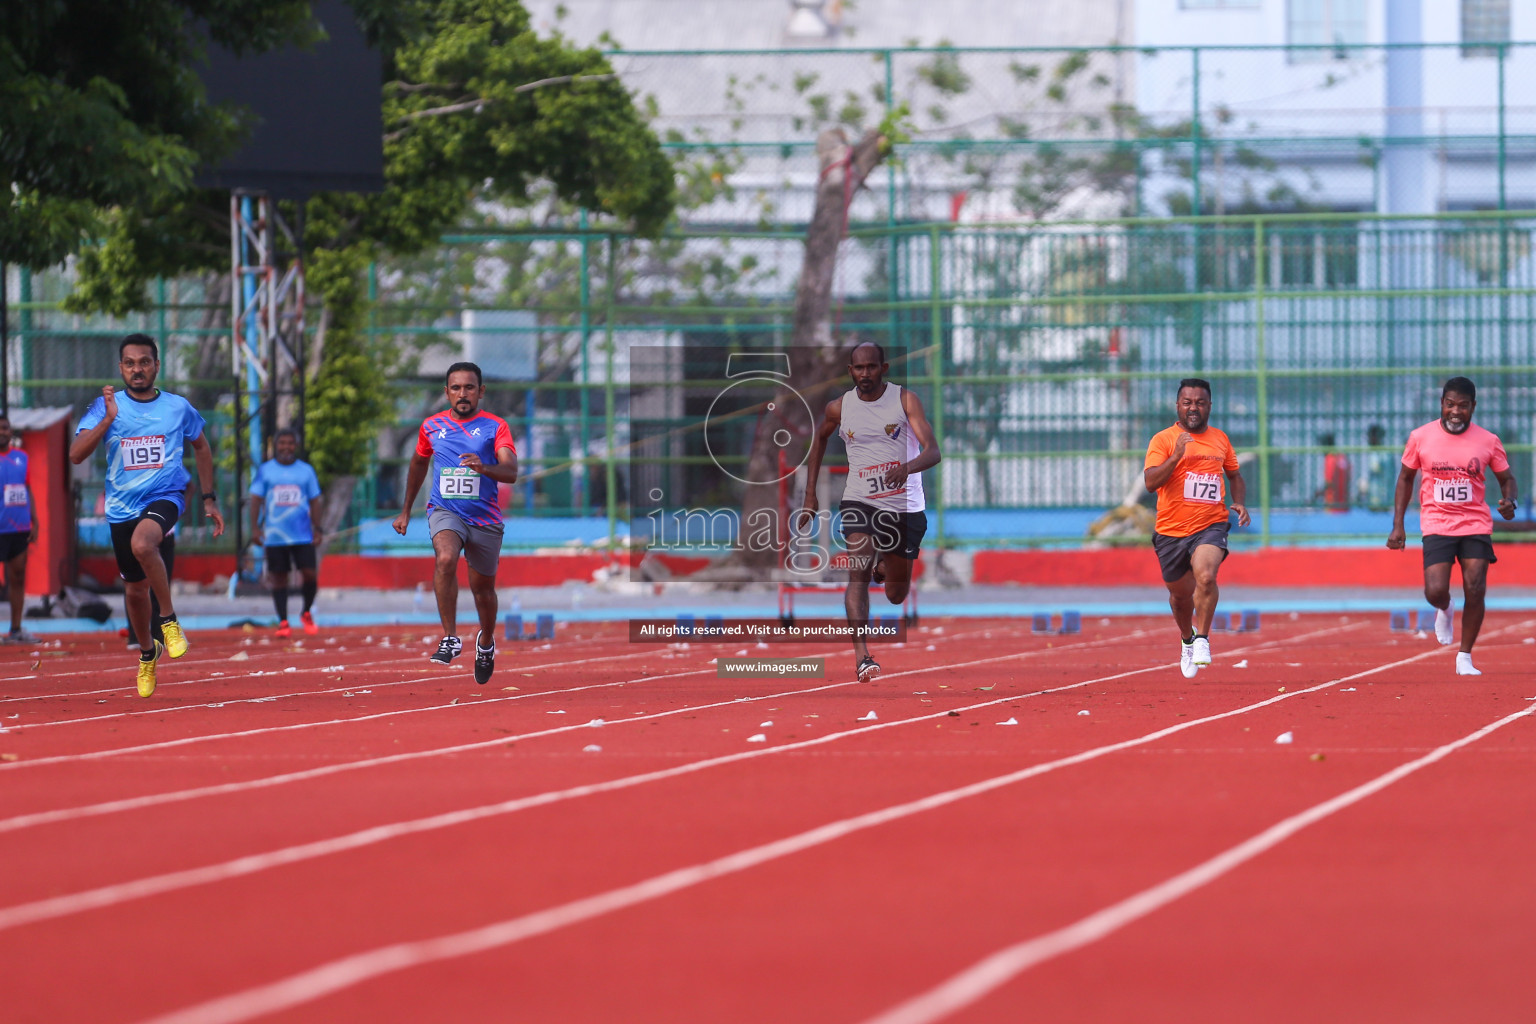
[495,419,516,454]
[1400,431,1420,470]
[415,420,436,458]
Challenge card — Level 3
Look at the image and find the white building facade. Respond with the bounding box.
[1135,0,1536,213]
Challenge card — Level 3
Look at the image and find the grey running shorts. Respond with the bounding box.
[1152,521,1230,583]
[427,508,504,577]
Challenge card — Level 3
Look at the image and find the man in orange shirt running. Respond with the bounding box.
[1144,378,1251,678]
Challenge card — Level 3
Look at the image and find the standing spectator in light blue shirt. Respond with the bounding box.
[249,428,325,638]
[0,413,39,643]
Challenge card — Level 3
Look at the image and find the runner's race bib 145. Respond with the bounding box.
[1433,478,1474,504]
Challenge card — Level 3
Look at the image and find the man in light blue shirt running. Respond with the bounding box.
[70,334,225,697]
[249,428,325,638]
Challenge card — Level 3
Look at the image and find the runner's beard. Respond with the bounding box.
[1442,417,1469,434]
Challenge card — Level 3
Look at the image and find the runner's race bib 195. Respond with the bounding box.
[439,467,481,499]
[1182,471,1223,503]
[1433,478,1474,504]
[121,435,166,471]
[2,484,25,507]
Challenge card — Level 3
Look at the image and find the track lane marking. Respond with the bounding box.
[0,625,1366,933]
[861,698,1536,1022]
[5,649,666,729]
[0,641,647,704]
[0,626,1161,827]
[0,623,1109,769]
[129,635,1458,1024]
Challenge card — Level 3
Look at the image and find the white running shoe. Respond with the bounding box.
[1434,607,1454,646]
[1179,640,1199,679]
[1455,652,1481,676]
[1191,635,1212,666]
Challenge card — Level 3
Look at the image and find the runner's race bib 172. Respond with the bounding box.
[1182,471,1223,503]
[121,435,166,471]
[439,467,481,499]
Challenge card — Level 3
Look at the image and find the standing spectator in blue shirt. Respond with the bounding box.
[249,428,325,638]
[69,334,225,697]
[0,413,39,643]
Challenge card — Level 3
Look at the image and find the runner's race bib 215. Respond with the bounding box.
[439,467,481,499]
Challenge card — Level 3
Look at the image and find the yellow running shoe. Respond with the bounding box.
[161,618,189,658]
[137,641,164,698]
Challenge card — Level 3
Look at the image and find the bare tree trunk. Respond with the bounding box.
[723,127,890,573]
[316,474,357,556]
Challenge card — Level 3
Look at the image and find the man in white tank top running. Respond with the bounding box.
[800,342,942,682]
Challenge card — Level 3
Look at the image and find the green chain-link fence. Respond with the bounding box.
[11,210,1534,551]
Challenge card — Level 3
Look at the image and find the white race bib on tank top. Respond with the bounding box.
[840,384,926,513]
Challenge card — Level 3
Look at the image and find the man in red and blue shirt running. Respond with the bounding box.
[393,362,518,683]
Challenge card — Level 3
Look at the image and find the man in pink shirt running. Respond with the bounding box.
[1387,377,1518,675]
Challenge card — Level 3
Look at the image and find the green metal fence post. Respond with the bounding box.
[1190,47,1202,219]
[929,225,945,548]
[579,211,592,517]
[885,48,900,357]
[1190,48,1205,373]
[1253,216,1271,545]
[1497,43,1507,211]
[156,278,168,358]
[1498,45,1511,371]
[604,235,618,555]
[17,268,31,408]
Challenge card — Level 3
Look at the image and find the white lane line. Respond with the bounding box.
[0,626,1165,830]
[0,664,744,772]
[1,643,647,704]
[8,649,658,730]
[0,642,1176,932]
[2,654,426,703]
[0,621,1144,771]
[861,705,1536,1024]
[131,640,1441,1024]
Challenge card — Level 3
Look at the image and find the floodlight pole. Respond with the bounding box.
[231,190,308,581]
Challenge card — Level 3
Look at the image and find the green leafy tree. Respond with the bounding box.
[57,0,676,484]
[0,0,327,267]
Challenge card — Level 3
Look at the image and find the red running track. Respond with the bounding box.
[0,614,1533,1023]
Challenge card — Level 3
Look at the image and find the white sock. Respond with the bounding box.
[1455,652,1480,675]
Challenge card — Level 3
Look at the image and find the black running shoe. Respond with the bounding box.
[473,630,495,685]
[430,636,463,665]
[857,655,881,682]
